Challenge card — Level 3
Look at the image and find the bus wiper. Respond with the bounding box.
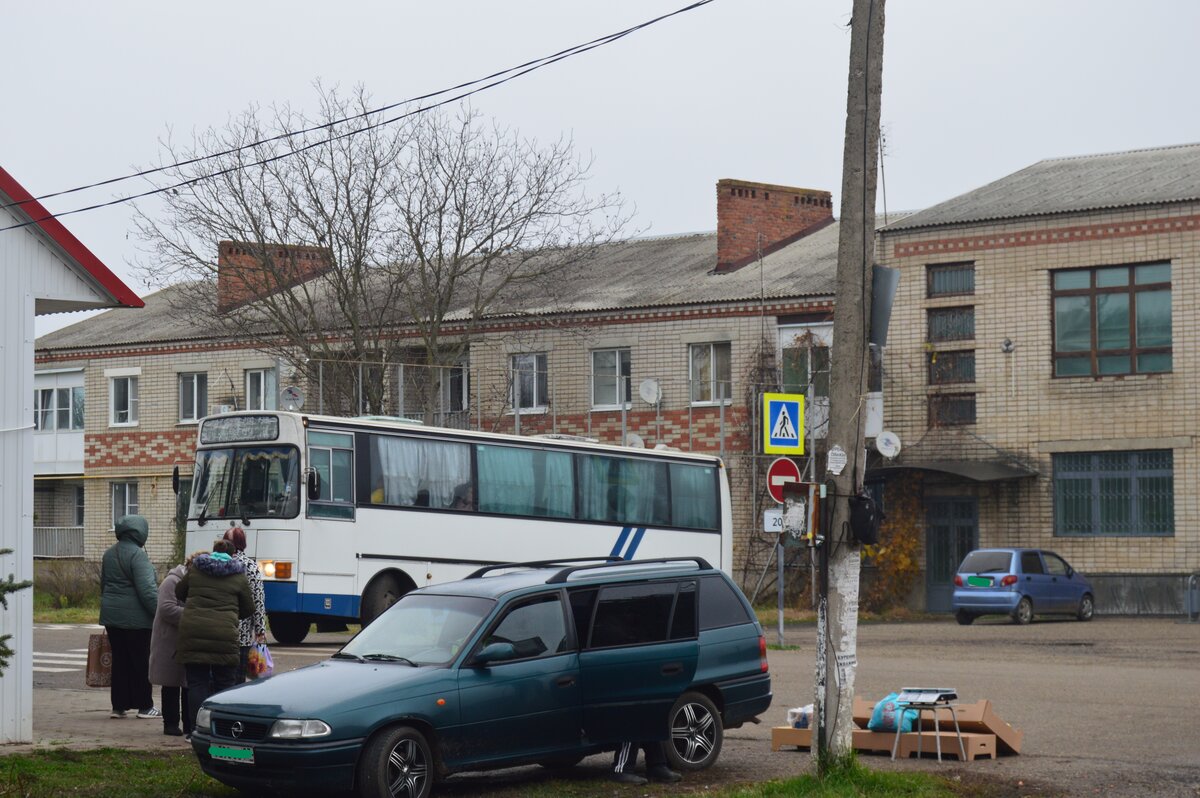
[331,652,365,662]
[361,654,418,667]
[197,505,208,527]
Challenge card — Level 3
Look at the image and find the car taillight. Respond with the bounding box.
[759,635,769,673]
[1000,574,1018,587]
[953,575,963,587]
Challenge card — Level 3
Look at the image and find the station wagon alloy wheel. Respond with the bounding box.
[667,692,723,771]
[358,726,432,798]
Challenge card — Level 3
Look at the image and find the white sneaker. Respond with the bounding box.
[136,707,161,719]
[109,710,127,718]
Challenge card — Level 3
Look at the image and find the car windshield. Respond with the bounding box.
[340,594,494,665]
[958,550,1013,574]
[188,446,301,521]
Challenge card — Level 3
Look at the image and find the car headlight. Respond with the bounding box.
[195,707,212,731]
[268,719,332,739]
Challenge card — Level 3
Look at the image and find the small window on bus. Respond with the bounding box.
[669,463,719,530]
[308,431,355,520]
[578,453,670,527]
[476,444,573,518]
[367,434,471,509]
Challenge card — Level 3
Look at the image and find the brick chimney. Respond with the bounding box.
[716,179,834,273]
[216,240,335,313]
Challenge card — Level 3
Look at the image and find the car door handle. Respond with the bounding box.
[555,676,576,688]
[661,663,683,676]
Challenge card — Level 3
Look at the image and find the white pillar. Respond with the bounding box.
[0,287,35,743]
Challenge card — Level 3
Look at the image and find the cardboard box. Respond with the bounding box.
[918,700,1023,755]
[771,726,811,751]
[898,731,997,761]
[853,696,875,728]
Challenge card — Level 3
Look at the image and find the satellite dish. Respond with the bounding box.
[625,432,646,449]
[638,378,662,405]
[875,430,902,459]
[280,385,305,411]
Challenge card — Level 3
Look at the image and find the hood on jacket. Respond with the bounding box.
[193,553,246,577]
[167,564,187,581]
[114,515,149,547]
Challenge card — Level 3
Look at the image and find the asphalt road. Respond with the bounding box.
[25,617,1200,797]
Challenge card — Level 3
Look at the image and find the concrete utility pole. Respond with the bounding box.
[816,0,885,764]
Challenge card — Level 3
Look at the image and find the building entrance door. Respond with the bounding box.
[925,498,978,612]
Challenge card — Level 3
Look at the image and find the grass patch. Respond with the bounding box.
[33,589,99,625]
[0,748,237,797]
[723,757,958,797]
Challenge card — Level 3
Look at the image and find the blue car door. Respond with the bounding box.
[450,592,582,767]
[1043,552,1082,612]
[1018,551,1055,611]
[573,580,698,745]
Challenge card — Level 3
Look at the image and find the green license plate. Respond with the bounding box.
[209,744,254,764]
[966,576,993,587]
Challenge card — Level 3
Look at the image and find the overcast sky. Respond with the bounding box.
[7,0,1199,336]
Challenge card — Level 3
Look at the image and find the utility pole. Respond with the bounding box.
[815,0,885,767]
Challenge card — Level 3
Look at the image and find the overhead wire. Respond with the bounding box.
[0,0,715,233]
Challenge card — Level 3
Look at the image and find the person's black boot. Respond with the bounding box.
[163,725,183,736]
[611,772,649,785]
[647,765,682,783]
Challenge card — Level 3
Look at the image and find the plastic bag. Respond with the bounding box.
[246,642,274,679]
[867,692,917,733]
[786,704,813,729]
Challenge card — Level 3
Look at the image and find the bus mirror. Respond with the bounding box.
[307,469,321,499]
[172,466,180,496]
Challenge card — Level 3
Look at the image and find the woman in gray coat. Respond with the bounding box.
[149,563,189,737]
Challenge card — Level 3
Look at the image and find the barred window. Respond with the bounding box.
[928,394,975,426]
[927,307,975,342]
[928,351,975,385]
[927,263,975,297]
[1053,450,1174,536]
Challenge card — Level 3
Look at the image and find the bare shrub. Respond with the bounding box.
[34,560,101,609]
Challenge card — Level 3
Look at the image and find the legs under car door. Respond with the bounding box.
[574,580,698,745]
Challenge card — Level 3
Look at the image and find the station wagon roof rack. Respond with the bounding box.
[465,557,623,579]
[546,557,713,584]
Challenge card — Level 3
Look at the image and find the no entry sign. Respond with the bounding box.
[766,457,802,504]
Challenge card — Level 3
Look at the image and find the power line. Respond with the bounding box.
[0,0,715,233]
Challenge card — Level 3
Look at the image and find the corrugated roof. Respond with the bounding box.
[883,142,1200,232]
[37,224,844,352]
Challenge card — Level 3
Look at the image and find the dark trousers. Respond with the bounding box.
[233,645,250,684]
[105,626,153,713]
[613,740,668,773]
[161,685,192,733]
[184,663,238,731]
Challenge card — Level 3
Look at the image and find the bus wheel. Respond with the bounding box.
[268,612,310,645]
[361,572,412,627]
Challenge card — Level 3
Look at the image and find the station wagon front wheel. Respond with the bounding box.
[667,692,723,771]
[358,726,433,798]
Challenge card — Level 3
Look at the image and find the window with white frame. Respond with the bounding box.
[398,362,469,419]
[110,376,139,426]
[511,353,548,411]
[35,386,85,431]
[111,481,138,527]
[245,368,278,411]
[689,342,731,404]
[591,348,632,408]
[178,372,209,423]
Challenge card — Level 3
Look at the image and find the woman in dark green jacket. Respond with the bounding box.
[99,515,160,719]
[175,539,253,732]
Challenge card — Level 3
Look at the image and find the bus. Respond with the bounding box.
[179,411,733,643]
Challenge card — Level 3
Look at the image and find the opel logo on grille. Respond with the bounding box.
[231,721,244,738]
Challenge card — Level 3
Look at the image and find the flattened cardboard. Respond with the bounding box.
[899,731,996,761]
[928,700,1023,755]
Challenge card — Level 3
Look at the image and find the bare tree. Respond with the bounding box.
[134,85,627,420]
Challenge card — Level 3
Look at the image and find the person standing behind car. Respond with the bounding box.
[149,560,190,737]
[175,539,253,732]
[99,514,160,720]
[222,527,266,683]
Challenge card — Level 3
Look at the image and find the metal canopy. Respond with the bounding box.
[868,459,1037,482]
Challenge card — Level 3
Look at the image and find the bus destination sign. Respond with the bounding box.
[200,415,280,445]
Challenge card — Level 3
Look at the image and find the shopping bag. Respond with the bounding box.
[867,692,918,733]
[246,642,274,679]
[86,632,112,688]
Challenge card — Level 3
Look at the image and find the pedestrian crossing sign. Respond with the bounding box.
[763,392,805,454]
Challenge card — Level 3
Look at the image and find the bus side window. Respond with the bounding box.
[308,431,355,519]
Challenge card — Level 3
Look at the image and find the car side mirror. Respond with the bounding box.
[473,642,515,666]
[307,469,321,499]
[172,466,180,496]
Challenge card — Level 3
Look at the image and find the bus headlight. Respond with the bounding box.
[258,560,293,579]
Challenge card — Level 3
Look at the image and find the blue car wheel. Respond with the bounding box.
[1077,594,1095,622]
[1011,597,1033,626]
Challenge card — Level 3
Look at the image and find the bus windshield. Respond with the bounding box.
[189,445,301,522]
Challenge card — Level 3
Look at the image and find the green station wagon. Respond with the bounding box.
[192,557,772,797]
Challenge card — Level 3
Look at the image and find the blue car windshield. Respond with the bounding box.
[341,594,494,665]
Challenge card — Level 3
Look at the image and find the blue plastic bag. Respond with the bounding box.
[867,692,918,733]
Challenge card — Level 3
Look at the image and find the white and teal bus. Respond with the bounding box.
[179,411,732,643]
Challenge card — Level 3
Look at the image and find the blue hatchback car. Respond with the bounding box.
[951,548,1095,625]
[190,557,771,798]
